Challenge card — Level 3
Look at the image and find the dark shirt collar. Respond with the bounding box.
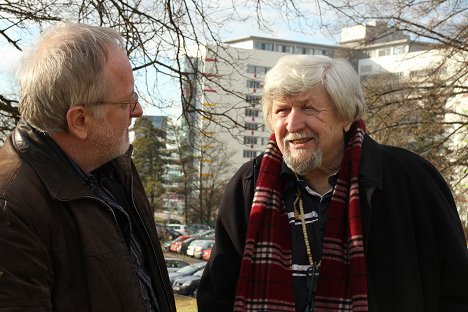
[280,161,339,195]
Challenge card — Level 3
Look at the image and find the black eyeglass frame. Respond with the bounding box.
[94,91,139,112]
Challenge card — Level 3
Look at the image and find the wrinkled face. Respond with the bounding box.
[271,87,351,175]
[88,47,143,162]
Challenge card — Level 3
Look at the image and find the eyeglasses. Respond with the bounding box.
[94,91,139,112]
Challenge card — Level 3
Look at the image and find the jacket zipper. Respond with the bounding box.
[69,194,164,310]
[128,166,174,312]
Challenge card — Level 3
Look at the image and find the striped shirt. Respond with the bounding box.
[281,162,338,312]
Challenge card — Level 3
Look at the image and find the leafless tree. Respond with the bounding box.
[363,71,467,211]
[0,95,19,141]
[193,139,233,225]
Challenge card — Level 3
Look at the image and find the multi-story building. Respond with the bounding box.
[339,21,440,81]
[135,115,186,221]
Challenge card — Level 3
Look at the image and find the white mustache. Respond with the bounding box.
[283,132,318,143]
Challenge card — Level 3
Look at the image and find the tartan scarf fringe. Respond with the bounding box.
[235,120,369,311]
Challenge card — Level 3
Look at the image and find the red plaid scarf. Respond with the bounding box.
[235,120,368,311]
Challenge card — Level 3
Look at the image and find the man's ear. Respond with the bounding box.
[66,105,90,140]
[343,119,353,133]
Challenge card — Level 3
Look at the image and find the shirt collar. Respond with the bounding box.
[280,160,339,193]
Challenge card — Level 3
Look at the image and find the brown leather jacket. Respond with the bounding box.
[0,121,176,312]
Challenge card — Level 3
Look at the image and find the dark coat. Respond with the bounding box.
[0,121,176,312]
[197,134,468,312]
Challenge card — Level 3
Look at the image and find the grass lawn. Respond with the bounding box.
[175,294,198,312]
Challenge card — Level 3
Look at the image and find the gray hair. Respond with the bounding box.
[17,22,125,132]
[262,55,366,131]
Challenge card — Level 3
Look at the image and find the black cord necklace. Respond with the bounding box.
[294,188,321,312]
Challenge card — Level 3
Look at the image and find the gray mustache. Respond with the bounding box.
[283,132,318,143]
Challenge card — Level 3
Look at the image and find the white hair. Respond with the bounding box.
[262,55,366,131]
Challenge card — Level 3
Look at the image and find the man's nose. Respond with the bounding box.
[131,102,143,118]
[285,108,305,133]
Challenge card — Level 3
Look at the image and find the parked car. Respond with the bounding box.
[202,248,211,261]
[156,223,182,241]
[165,258,189,273]
[176,236,201,255]
[169,235,190,253]
[193,239,215,259]
[186,239,210,257]
[172,267,204,296]
[187,224,212,234]
[162,239,173,250]
[166,224,189,235]
[191,229,215,237]
[166,228,183,240]
[169,262,206,285]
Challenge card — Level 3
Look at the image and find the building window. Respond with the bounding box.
[245,122,257,130]
[410,69,431,78]
[378,48,391,57]
[275,44,293,53]
[246,95,261,105]
[296,46,313,55]
[246,80,263,88]
[245,108,259,117]
[243,150,258,158]
[393,46,405,55]
[245,122,263,130]
[247,65,271,74]
[243,136,258,145]
[254,41,274,51]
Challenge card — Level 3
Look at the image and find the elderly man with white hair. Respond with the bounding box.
[197,55,468,312]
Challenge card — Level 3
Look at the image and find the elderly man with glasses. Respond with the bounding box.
[0,22,175,312]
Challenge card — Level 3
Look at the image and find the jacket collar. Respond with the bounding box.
[359,134,383,190]
[12,120,133,201]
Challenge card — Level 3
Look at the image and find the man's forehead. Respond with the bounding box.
[273,87,327,105]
